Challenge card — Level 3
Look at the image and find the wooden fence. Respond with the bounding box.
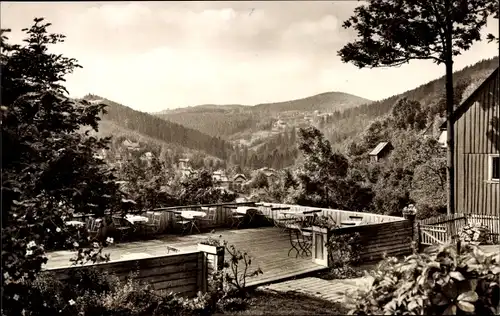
[256,202,404,226]
[45,248,224,297]
[311,219,414,265]
[418,213,500,245]
[334,219,414,262]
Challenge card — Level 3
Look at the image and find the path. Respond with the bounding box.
[260,276,374,303]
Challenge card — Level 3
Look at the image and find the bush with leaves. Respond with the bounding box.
[19,267,211,316]
[459,223,492,245]
[346,243,500,315]
[320,232,364,280]
[201,236,263,313]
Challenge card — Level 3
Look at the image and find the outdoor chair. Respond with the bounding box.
[87,217,103,239]
[199,207,217,229]
[287,223,313,258]
[144,211,162,234]
[111,216,133,241]
[174,213,195,235]
[230,210,246,229]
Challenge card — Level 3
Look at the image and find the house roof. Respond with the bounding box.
[440,67,499,130]
[123,139,140,148]
[233,174,247,181]
[369,141,391,156]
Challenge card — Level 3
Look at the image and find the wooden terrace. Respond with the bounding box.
[45,227,327,288]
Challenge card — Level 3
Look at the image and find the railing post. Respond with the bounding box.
[198,244,225,293]
[311,226,329,267]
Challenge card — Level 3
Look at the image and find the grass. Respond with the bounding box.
[220,289,348,315]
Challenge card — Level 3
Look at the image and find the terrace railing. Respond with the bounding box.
[254,202,404,226]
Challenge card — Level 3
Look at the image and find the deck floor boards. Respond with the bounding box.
[44,227,325,287]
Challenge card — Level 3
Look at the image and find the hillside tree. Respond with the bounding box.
[338,0,498,215]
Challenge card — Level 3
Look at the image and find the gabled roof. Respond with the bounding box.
[440,67,499,130]
[233,174,247,181]
[369,141,391,156]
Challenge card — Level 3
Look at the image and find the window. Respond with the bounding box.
[489,155,500,182]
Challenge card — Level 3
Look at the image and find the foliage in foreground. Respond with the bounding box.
[347,243,500,315]
[1,18,137,315]
[16,268,209,316]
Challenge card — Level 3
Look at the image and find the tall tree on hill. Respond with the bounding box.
[338,0,498,215]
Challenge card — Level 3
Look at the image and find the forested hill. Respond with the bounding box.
[320,57,499,149]
[83,95,237,161]
[155,91,371,138]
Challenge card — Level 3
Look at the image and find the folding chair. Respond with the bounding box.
[175,213,194,235]
[199,207,217,229]
[87,218,103,240]
[287,223,313,258]
[144,211,162,234]
[112,216,133,241]
[230,210,246,229]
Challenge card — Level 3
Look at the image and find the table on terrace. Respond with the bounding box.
[175,210,207,234]
[65,220,85,227]
[234,206,262,224]
[125,214,149,224]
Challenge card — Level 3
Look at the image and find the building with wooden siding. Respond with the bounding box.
[440,67,499,217]
[368,141,393,162]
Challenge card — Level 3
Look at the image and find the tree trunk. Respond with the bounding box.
[445,0,455,215]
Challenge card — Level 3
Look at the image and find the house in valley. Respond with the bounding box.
[232,174,247,190]
[178,158,196,178]
[439,67,499,217]
[212,170,231,189]
[122,139,141,151]
[368,141,393,162]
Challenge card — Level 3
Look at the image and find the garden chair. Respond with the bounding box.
[144,211,162,234]
[286,220,313,258]
[230,210,246,229]
[199,207,217,229]
[174,213,195,235]
[111,216,133,241]
[87,218,103,239]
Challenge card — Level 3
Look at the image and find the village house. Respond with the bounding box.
[232,174,247,190]
[440,67,499,217]
[178,158,196,178]
[368,141,393,162]
[122,139,141,151]
[212,170,231,189]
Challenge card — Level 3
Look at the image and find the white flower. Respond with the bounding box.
[43,303,47,307]
[106,237,114,244]
[27,241,36,248]
[56,227,61,232]
[4,272,9,279]
[68,299,75,306]
[93,242,99,248]
[13,294,19,301]
[73,242,79,247]
[46,228,51,232]
[26,250,33,256]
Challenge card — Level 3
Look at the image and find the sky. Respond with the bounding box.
[1,1,498,113]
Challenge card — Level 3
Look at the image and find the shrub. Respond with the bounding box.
[346,243,500,315]
[318,231,364,280]
[459,223,492,245]
[326,232,362,268]
[19,268,211,316]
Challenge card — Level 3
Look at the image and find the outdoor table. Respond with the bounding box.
[234,207,262,225]
[281,210,320,228]
[179,210,206,234]
[180,210,206,220]
[125,214,149,224]
[65,220,85,227]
